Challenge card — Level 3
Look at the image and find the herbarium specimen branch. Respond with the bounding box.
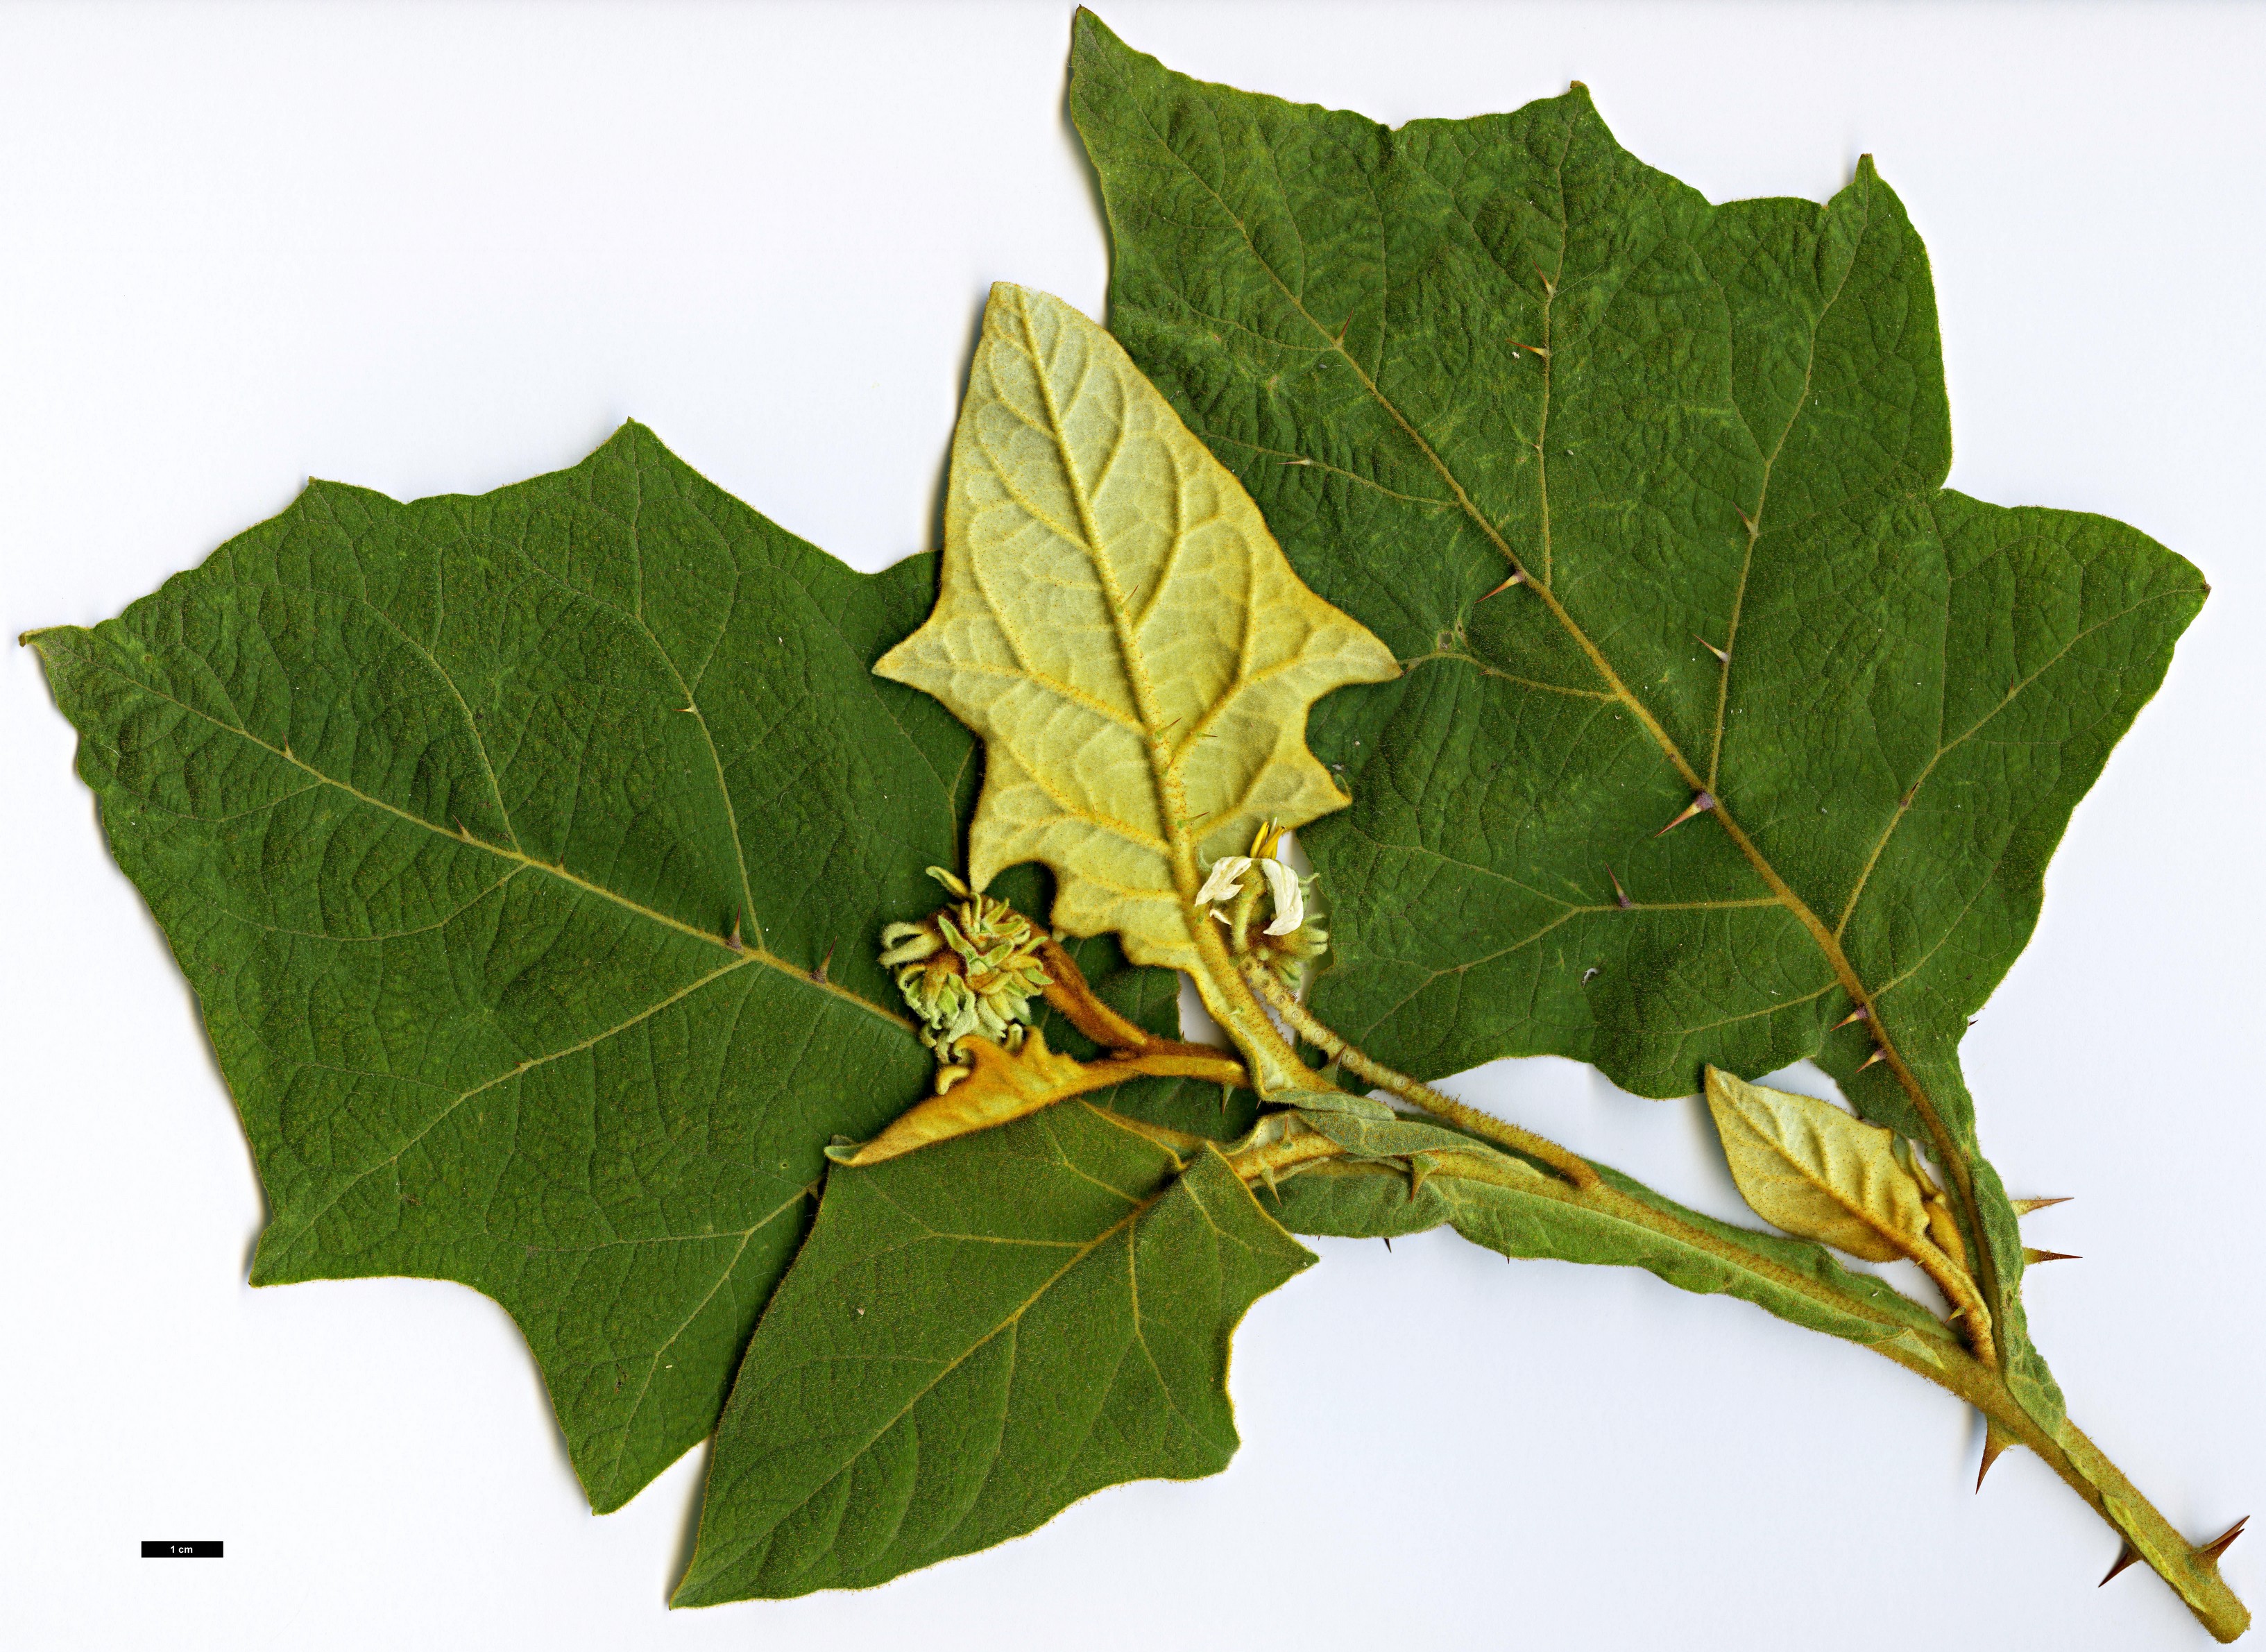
[23,10,2246,1636]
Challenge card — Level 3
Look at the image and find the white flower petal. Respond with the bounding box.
[1258,858,1304,935]
[1193,855,1252,905]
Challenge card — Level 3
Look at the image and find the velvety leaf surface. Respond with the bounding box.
[28,423,1184,1512]
[1071,12,2204,1427]
[875,281,1397,1092]
[674,1102,1313,1603]
[1704,1066,1936,1266]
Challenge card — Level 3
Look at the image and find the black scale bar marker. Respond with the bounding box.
[142,1540,223,1558]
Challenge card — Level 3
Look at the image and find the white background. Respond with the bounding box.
[3,3,2260,1648]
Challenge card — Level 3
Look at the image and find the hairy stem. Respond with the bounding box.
[1237,960,1599,1191]
[1218,1127,2248,1640]
[1886,1333,2249,1640]
[1568,1170,2245,1637]
[1091,888,2239,1633]
[1190,916,1312,1096]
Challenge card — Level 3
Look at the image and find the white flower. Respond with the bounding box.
[1193,852,1303,935]
[1255,858,1303,935]
[1194,855,1253,905]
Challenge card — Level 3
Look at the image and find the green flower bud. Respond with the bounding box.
[880,868,1053,1089]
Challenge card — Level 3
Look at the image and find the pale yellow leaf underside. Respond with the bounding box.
[1704,1066,1934,1263]
[876,282,1397,978]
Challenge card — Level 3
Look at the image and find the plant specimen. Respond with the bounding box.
[25,10,2245,1637]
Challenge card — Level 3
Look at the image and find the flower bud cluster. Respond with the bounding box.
[878,867,1052,1090]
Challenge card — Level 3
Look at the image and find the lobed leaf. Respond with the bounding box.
[1070,11,2206,1428]
[674,1102,1314,1603]
[26,423,1204,1513]
[874,281,1397,1089]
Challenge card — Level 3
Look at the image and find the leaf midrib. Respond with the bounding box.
[28,631,911,1034]
[621,464,763,950]
[1005,287,1200,899]
[1730,1099,1917,1261]
[695,1107,1195,1589]
[1706,179,1868,792]
[1130,112,2015,1320]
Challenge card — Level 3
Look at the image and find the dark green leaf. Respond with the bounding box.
[1070,11,2204,1430]
[673,1102,1313,1603]
[27,423,1206,1512]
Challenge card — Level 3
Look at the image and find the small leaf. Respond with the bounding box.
[1704,1066,1934,1266]
[675,1103,1314,1603]
[874,282,1397,1092]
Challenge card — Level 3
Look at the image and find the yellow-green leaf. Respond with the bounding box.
[1703,1066,1936,1264]
[874,283,1397,1089]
